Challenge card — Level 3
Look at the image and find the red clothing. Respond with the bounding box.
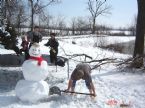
[29,56,44,66]
[21,40,29,50]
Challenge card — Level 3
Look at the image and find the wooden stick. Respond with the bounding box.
[61,90,94,96]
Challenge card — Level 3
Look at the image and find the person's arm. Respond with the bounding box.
[90,82,96,97]
[86,74,96,97]
[66,79,76,92]
[44,39,50,46]
[56,40,59,47]
[67,79,73,91]
[39,33,42,42]
[21,41,23,47]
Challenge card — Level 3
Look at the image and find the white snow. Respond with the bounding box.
[15,80,49,103]
[15,43,49,103]
[22,60,49,81]
[0,35,145,108]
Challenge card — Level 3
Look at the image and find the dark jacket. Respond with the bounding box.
[27,31,42,43]
[21,40,29,50]
[32,31,42,43]
[45,38,59,50]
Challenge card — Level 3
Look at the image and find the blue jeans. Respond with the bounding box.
[72,80,91,89]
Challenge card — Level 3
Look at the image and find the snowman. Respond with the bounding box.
[15,43,49,103]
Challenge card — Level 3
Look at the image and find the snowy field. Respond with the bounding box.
[57,35,135,47]
[0,35,145,108]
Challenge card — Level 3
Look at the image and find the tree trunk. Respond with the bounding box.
[92,18,96,34]
[29,0,34,31]
[133,0,145,68]
[72,27,75,35]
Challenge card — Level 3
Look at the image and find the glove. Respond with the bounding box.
[64,89,69,93]
[51,48,56,53]
[44,43,48,46]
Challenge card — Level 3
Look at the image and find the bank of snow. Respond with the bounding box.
[0,36,145,108]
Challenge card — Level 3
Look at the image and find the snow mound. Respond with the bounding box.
[15,80,49,103]
[22,60,49,81]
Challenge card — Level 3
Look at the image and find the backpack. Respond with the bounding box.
[56,57,65,67]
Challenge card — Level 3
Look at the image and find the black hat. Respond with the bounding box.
[34,26,39,29]
[50,33,56,36]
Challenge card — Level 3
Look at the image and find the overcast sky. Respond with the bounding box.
[47,0,137,28]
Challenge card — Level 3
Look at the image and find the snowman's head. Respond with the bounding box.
[29,43,41,57]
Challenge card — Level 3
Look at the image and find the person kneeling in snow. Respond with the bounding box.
[66,63,96,97]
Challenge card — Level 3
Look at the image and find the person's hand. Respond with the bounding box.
[90,93,96,98]
[44,43,47,46]
[64,89,69,93]
[93,93,96,97]
[90,93,96,100]
[51,48,56,53]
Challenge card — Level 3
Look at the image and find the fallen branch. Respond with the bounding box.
[83,58,116,63]
[60,46,92,60]
[91,61,117,70]
[116,56,143,66]
[60,46,118,69]
[116,57,134,66]
[67,54,92,60]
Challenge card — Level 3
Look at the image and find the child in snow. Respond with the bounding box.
[20,36,29,59]
[44,33,59,65]
[66,63,96,97]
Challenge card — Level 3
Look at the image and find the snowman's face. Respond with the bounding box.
[29,45,41,57]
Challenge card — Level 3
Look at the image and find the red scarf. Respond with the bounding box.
[29,56,44,66]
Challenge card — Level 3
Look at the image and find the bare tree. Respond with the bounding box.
[44,13,53,33]
[128,15,137,36]
[49,16,58,32]
[70,17,77,35]
[5,0,20,24]
[28,0,60,31]
[15,1,29,34]
[4,0,28,34]
[132,0,145,68]
[75,17,90,35]
[57,16,66,35]
[87,0,111,34]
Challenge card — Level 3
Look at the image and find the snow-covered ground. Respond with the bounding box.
[0,35,145,108]
[57,35,135,47]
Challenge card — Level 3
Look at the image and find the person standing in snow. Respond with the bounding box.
[66,63,96,97]
[27,26,42,48]
[44,33,59,65]
[20,36,29,60]
[32,26,42,43]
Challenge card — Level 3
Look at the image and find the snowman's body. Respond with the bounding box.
[22,59,48,81]
[15,43,49,103]
[15,80,49,103]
